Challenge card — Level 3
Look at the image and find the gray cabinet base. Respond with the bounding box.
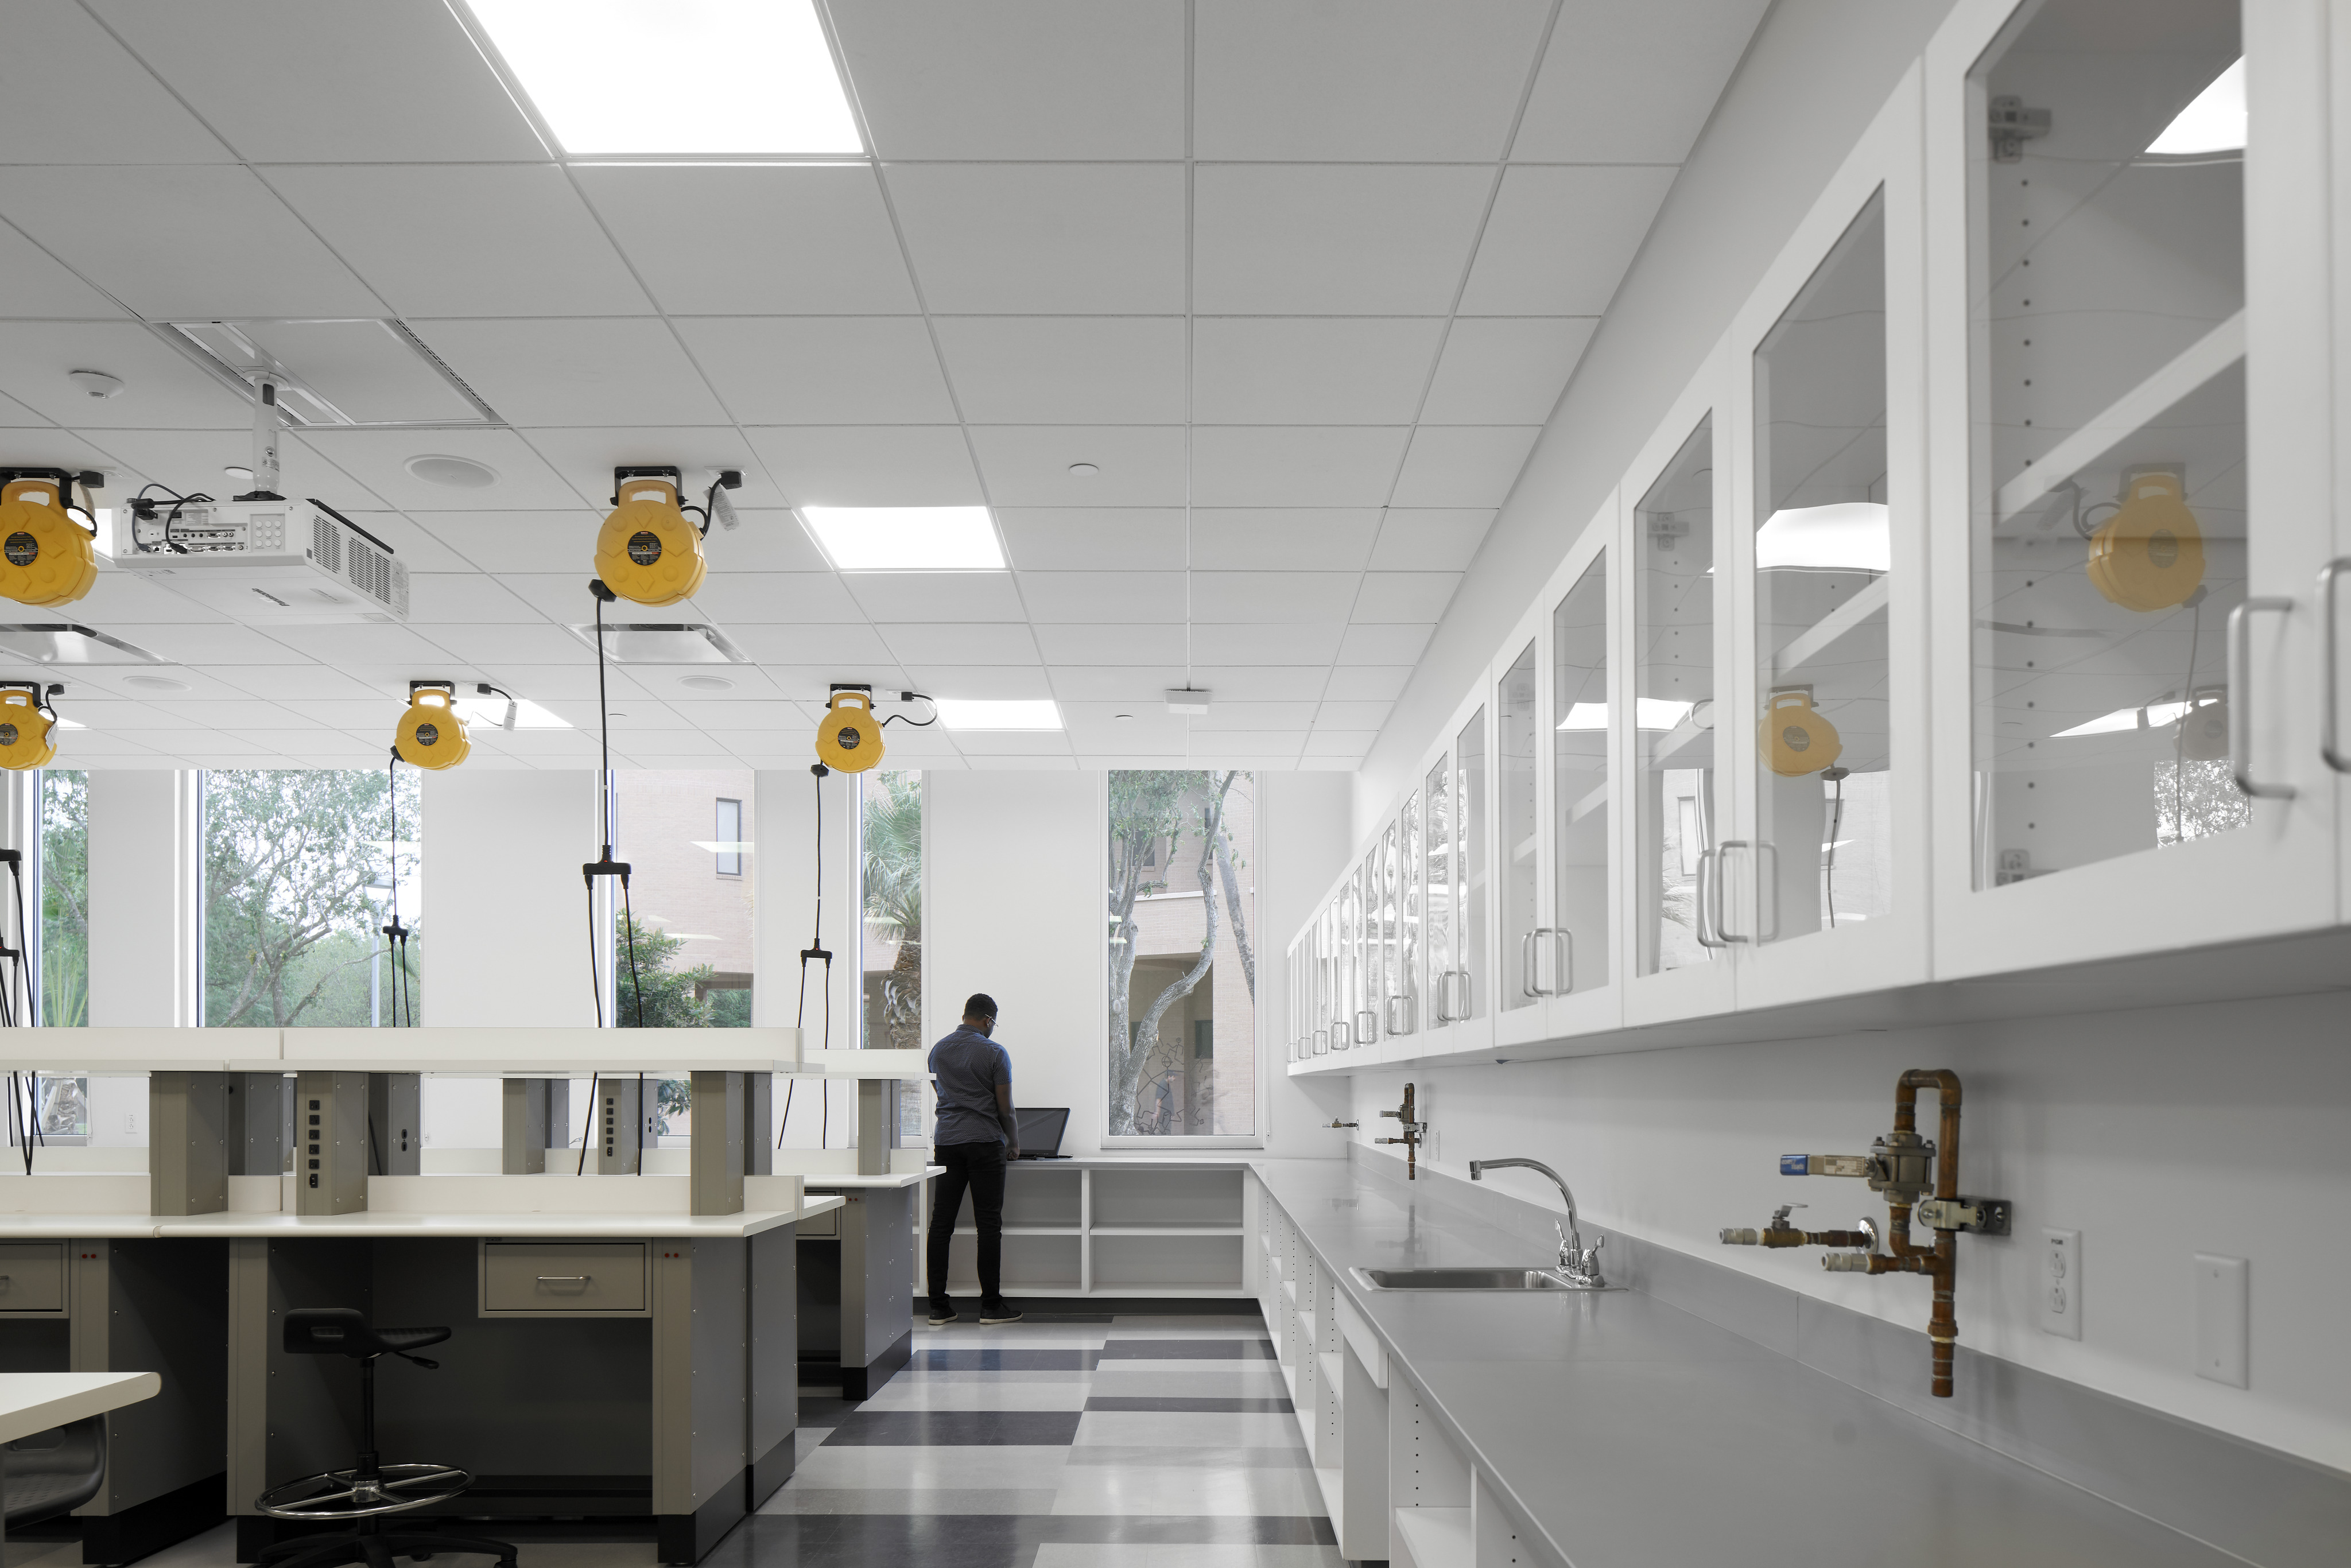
[655,1473,747,1567]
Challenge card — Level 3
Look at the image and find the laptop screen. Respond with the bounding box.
[1015,1107,1070,1156]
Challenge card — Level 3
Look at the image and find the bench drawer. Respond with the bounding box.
[480,1242,648,1316]
[0,1242,64,1312]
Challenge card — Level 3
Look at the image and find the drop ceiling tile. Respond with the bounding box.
[695,510,836,573]
[1190,317,1444,425]
[1421,318,1596,425]
[0,431,121,479]
[68,697,237,731]
[1316,700,1395,730]
[911,666,1055,700]
[1390,426,1542,509]
[267,165,648,317]
[634,666,782,701]
[842,572,1027,624]
[298,429,586,511]
[122,624,321,665]
[577,165,918,315]
[875,623,1039,665]
[73,573,231,626]
[674,317,956,425]
[1189,427,1409,508]
[1369,509,1497,570]
[1189,571,1359,623]
[383,663,651,705]
[724,624,896,664]
[950,731,1074,757]
[404,573,543,625]
[1189,509,1380,570]
[1188,624,1345,665]
[686,573,864,625]
[1193,0,1551,161]
[257,622,455,665]
[416,625,577,667]
[0,167,381,317]
[746,426,982,507]
[0,324,253,431]
[964,754,1077,770]
[1190,702,1317,731]
[1337,624,1434,664]
[0,223,126,317]
[412,516,598,577]
[1034,626,1189,665]
[1354,571,1463,622]
[1322,666,1412,702]
[831,0,1184,159]
[933,317,1186,426]
[1303,729,1378,756]
[1045,662,1187,698]
[968,426,1186,507]
[1458,165,1679,315]
[94,0,545,162]
[0,1,236,163]
[205,666,385,702]
[88,429,366,510]
[1193,165,1492,315]
[1514,0,1767,162]
[408,318,727,428]
[1017,570,1188,624]
[1194,667,1329,701]
[886,164,1187,315]
[513,428,773,504]
[307,511,475,573]
[1062,707,1188,744]
[0,391,48,429]
[664,700,804,731]
[998,509,1188,572]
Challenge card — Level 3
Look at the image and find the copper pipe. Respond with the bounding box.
[1897,1069,1964,1398]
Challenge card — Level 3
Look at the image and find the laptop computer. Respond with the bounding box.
[1014,1107,1071,1159]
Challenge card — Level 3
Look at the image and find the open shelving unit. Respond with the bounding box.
[941,1162,1254,1299]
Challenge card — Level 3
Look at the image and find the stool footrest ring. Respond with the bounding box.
[255,1463,472,1521]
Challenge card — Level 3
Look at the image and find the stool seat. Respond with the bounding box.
[285,1309,451,1360]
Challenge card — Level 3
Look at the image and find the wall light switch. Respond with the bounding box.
[2193,1253,2249,1388]
[2041,1228,2081,1339]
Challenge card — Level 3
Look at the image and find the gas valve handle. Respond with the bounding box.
[1781,1154,1875,1177]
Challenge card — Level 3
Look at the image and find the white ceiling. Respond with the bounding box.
[0,0,1765,771]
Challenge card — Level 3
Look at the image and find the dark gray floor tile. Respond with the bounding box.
[1084,1396,1296,1413]
[799,1394,862,1425]
[821,1410,1086,1447]
[917,1348,1104,1371]
[1097,1340,1278,1360]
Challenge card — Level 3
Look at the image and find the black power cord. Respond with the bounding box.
[1822,766,1850,928]
[581,581,647,1033]
[381,758,414,1028]
[781,763,833,1150]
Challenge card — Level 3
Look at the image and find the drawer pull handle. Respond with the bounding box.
[536,1275,591,1291]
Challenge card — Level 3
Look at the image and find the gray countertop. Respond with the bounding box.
[1252,1158,2235,1568]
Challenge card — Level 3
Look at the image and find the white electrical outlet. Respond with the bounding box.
[2041,1228,2081,1339]
[2194,1253,2249,1388]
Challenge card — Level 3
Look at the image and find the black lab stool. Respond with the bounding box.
[253,1309,518,1568]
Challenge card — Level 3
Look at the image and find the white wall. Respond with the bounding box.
[1344,991,2351,1470]
[926,769,1351,1159]
[87,770,199,1027]
[421,769,598,1027]
[752,766,860,1150]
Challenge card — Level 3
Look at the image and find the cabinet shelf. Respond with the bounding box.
[1091,1224,1241,1236]
[1394,1507,1472,1568]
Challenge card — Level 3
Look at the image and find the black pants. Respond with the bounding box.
[927,1140,1008,1311]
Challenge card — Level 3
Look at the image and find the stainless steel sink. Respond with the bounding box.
[1352,1266,1615,1292]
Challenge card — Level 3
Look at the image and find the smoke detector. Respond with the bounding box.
[68,370,123,400]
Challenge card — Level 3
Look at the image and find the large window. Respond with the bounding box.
[1107,771,1256,1138]
[40,770,86,1027]
[861,771,922,1052]
[204,770,421,1027]
[612,769,754,1030]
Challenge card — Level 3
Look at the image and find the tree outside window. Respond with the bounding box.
[40,770,87,1029]
[862,771,923,1052]
[1107,770,1255,1137]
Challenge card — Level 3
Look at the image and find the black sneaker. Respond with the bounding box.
[926,1305,957,1326]
[979,1303,1023,1325]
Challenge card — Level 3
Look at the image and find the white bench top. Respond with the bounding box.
[0,1372,160,1445]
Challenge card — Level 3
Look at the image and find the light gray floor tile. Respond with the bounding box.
[1088,1369,1291,1400]
[1091,1359,1284,1375]
[1065,1445,1314,1471]
[898,1368,1096,1384]
[1034,1548,1343,1568]
[759,1486,1061,1516]
[1051,1459,1326,1517]
[789,1442,1073,1491]
[858,1380,1093,1411]
[1074,1410,1305,1449]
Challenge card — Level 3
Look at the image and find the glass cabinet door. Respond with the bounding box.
[1361,847,1386,1047]
[1379,822,1405,1038]
[1457,705,1488,1021]
[1551,555,1609,994]
[1316,901,1333,1053]
[1398,790,1421,1035]
[1969,1,2247,883]
[1341,872,1361,1049]
[1497,643,1542,1010]
[1753,190,1894,942]
[1422,754,1456,1024]
[1636,419,1721,973]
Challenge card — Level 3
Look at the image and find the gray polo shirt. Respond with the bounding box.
[929,1027,1014,1147]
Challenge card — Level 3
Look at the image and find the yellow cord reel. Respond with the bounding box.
[1761,690,1843,778]
[2087,471,2205,612]
[593,474,705,607]
[0,687,57,771]
[393,684,471,771]
[815,688,884,773]
[0,478,97,609]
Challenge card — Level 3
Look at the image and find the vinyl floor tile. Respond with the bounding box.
[1073,1410,1304,1449]
[917,1348,1104,1371]
[1034,1546,1345,1568]
[1064,1446,1314,1472]
[1088,1369,1291,1400]
[860,1380,1096,1411]
[788,1443,1075,1492]
[1099,1338,1278,1360]
[826,1409,1084,1446]
[1050,1460,1327,1517]
[758,1487,1062,1516]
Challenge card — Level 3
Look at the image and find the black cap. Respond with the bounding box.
[964,993,998,1021]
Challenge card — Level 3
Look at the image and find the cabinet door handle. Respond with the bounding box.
[2229,596,2298,799]
[1355,1009,1379,1045]
[1552,928,1573,996]
[1755,841,1780,942]
[1716,841,1752,944]
[1694,849,1725,949]
[2322,561,2351,773]
[1519,929,1540,998]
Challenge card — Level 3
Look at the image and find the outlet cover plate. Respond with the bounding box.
[2194,1253,2249,1388]
[2042,1228,2081,1339]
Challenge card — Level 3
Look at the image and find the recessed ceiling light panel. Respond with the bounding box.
[800,506,1005,572]
[936,698,1062,731]
[467,0,864,157]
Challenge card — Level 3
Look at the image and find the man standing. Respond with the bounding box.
[925,993,1023,1326]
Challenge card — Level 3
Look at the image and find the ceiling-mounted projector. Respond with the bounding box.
[117,495,408,623]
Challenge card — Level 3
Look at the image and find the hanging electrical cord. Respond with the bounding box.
[1822,766,1850,929]
[2172,588,2209,843]
[581,581,648,1032]
[576,1073,598,1177]
[880,691,938,728]
[781,763,833,1150]
[381,758,414,1028]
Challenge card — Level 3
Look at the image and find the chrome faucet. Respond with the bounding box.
[1470,1158,1607,1288]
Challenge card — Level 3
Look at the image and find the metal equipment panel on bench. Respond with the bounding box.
[479,1243,649,1316]
[0,1243,65,1314]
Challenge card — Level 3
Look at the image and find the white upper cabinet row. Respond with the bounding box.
[1286,0,2345,1070]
